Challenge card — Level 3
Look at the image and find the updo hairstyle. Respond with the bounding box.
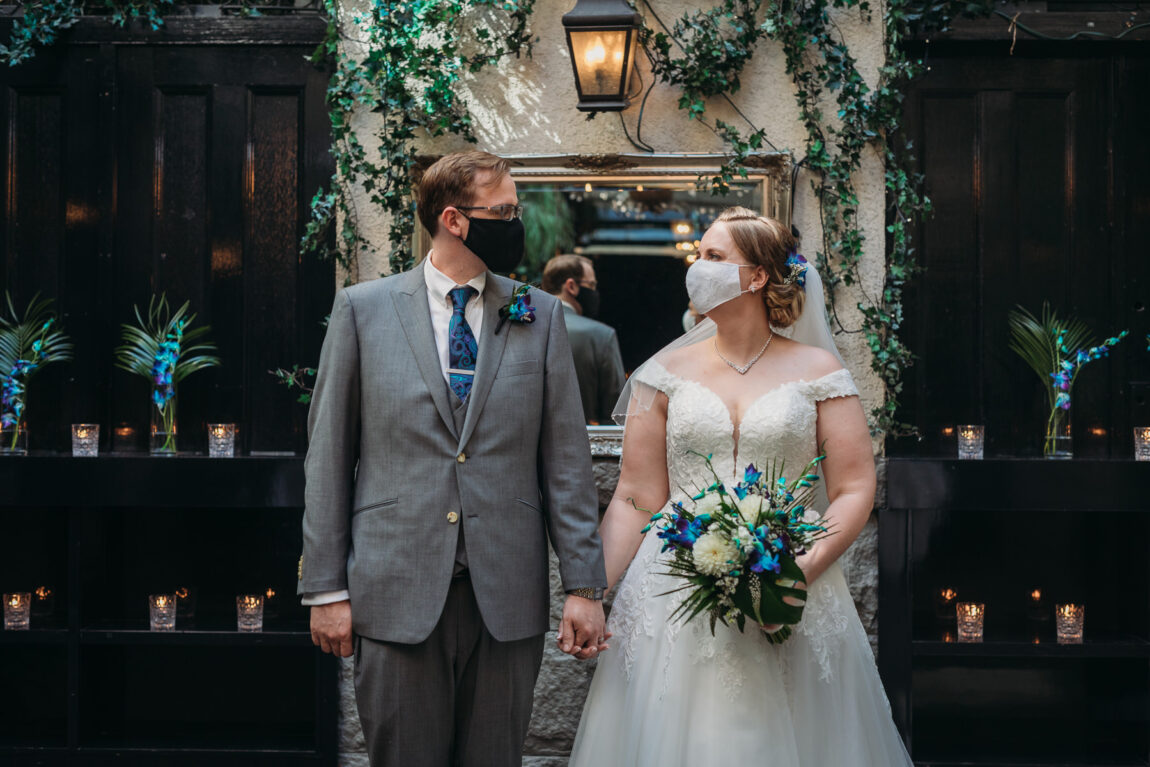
[713,207,804,328]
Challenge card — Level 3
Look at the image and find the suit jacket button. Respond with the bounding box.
[456,453,466,463]
[447,511,460,524]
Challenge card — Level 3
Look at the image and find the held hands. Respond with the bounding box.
[558,595,611,661]
[310,600,354,658]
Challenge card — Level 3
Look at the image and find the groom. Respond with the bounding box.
[298,150,608,766]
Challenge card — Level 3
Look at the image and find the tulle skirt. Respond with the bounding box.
[569,532,913,766]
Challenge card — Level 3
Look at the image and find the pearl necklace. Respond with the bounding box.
[714,332,773,375]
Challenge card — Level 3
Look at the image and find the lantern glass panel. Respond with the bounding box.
[568,29,629,97]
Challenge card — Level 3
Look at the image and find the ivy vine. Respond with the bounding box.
[300,0,537,279]
[0,0,997,435]
[635,0,990,435]
[1,0,299,66]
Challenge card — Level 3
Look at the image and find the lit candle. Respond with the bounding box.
[956,601,985,643]
[265,588,276,600]
[1055,603,1085,644]
[3,592,31,630]
[34,586,51,600]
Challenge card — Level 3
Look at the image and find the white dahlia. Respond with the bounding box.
[692,532,740,577]
[734,493,767,525]
[692,493,725,518]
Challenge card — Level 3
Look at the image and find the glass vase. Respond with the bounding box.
[0,419,28,456]
[1044,407,1072,459]
[150,388,178,456]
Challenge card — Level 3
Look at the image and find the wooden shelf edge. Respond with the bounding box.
[78,628,313,646]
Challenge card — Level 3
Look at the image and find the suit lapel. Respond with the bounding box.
[456,276,513,452]
[393,268,457,437]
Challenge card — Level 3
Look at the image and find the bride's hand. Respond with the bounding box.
[759,579,808,634]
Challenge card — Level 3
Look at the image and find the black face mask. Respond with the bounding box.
[577,285,601,319]
[460,214,525,274]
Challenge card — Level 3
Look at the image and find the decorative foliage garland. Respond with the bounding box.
[0,0,281,67]
[0,0,995,435]
[637,0,989,435]
[300,0,537,279]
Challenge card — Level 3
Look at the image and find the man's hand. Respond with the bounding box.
[310,600,353,657]
[558,595,610,661]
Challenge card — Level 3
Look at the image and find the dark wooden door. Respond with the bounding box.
[0,21,333,454]
[894,46,1150,458]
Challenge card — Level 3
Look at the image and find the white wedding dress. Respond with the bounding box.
[569,360,913,766]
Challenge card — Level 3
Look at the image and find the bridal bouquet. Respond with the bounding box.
[640,451,832,643]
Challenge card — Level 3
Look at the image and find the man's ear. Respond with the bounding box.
[440,207,467,239]
[563,277,580,299]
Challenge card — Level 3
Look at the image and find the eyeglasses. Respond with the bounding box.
[454,204,524,221]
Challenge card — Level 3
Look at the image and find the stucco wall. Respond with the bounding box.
[344,0,887,418]
[333,3,888,764]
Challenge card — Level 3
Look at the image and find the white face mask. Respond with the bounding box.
[685,259,755,314]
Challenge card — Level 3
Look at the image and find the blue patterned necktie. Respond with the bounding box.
[447,286,478,402]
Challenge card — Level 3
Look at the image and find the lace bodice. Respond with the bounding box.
[635,360,858,495]
[609,361,861,693]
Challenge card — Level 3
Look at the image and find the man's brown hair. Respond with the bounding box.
[416,151,511,237]
[542,254,591,295]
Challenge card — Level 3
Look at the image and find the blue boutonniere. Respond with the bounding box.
[495,284,535,335]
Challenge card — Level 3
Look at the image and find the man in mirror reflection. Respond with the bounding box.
[542,254,625,425]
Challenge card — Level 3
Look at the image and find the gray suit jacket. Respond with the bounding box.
[561,303,625,425]
[298,268,606,644]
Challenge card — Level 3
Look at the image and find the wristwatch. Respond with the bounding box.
[567,587,604,600]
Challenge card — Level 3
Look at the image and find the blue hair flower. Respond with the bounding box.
[784,252,808,288]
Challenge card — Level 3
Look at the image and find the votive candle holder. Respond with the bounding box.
[957,424,985,460]
[1055,603,1085,644]
[71,423,99,457]
[148,594,177,631]
[208,423,236,458]
[1134,427,1150,461]
[236,594,264,633]
[4,592,31,630]
[956,601,985,643]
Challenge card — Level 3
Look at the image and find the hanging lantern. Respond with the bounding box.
[562,0,642,112]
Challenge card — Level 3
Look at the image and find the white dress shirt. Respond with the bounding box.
[302,255,487,607]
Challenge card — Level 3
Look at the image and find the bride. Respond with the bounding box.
[568,208,913,765]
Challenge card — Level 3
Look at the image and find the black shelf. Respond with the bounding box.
[880,458,1150,767]
[0,454,336,765]
[0,629,69,645]
[0,747,334,767]
[887,458,1150,512]
[0,454,304,508]
[912,637,1150,658]
[78,628,313,646]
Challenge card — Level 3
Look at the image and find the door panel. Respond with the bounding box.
[0,33,333,454]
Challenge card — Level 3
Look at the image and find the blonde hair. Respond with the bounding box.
[714,207,804,328]
[416,151,511,237]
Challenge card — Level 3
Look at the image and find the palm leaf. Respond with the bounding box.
[0,291,73,380]
[1008,303,1096,408]
[115,293,220,385]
